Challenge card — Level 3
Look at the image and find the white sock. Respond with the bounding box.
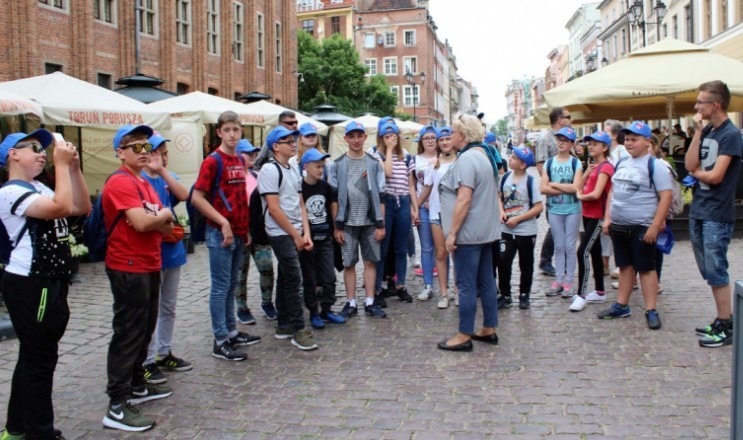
[227,330,239,338]
[364,297,374,307]
[349,299,357,308]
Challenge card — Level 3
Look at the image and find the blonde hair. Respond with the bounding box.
[298,135,326,159]
[452,113,484,144]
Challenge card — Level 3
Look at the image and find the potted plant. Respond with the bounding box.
[69,235,89,279]
[177,214,195,254]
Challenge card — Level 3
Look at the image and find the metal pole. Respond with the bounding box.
[134,0,141,74]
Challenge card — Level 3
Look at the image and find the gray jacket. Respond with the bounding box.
[327,153,386,229]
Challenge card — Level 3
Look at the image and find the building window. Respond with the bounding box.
[176,82,190,95]
[365,59,377,76]
[44,63,62,74]
[384,31,395,47]
[705,0,712,38]
[389,86,400,106]
[208,87,219,96]
[331,16,341,34]
[138,0,157,36]
[685,4,694,42]
[206,0,219,54]
[364,33,375,48]
[302,19,315,35]
[275,22,282,73]
[93,0,115,23]
[38,0,65,9]
[672,14,678,39]
[233,2,243,61]
[97,73,112,89]
[612,34,617,60]
[721,0,729,30]
[383,57,397,75]
[621,29,627,54]
[403,56,417,74]
[403,30,415,46]
[403,85,419,107]
[661,23,667,39]
[176,0,191,45]
[257,13,265,68]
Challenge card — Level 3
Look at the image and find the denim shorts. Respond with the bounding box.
[430,217,441,226]
[689,219,734,287]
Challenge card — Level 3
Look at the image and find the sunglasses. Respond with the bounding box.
[14,142,45,154]
[561,115,572,119]
[282,120,298,126]
[119,142,153,154]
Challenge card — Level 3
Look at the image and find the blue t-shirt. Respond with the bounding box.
[546,156,582,215]
[142,171,187,269]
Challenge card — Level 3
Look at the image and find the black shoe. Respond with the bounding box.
[143,363,167,384]
[645,309,662,330]
[396,287,413,303]
[539,263,556,276]
[518,293,531,310]
[340,301,358,319]
[437,339,473,352]
[699,319,733,347]
[374,293,387,308]
[212,340,247,361]
[470,332,499,345]
[229,331,262,346]
[497,295,512,310]
[365,303,387,318]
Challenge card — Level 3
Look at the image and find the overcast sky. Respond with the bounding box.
[428,0,595,126]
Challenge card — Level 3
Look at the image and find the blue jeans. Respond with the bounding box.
[376,194,412,290]
[417,207,435,285]
[453,243,499,335]
[689,219,734,287]
[205,225,244,342]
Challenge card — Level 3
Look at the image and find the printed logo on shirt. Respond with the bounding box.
[306,194,327,225]
[699,138,720,191]
[612,165,643,201]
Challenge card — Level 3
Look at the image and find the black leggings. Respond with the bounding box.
[577,217,604,297]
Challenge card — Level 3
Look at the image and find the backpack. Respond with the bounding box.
[186,151,234,244]
[545,156,579,182]
[83,171,144,262]
[0,180,39,266]
[249,162,283,246]
[499,172,539,219]
[615,155,684,218]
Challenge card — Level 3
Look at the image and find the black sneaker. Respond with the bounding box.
[155,352,192,372]
[519,293,531,310]
[143,363,167,384]
[340,301,358,319]
[365,303,387,318]
[539,263,556,276]
[497,295,512,310]
[645,309,662,330]
[237,307,256,325]
[129,383,172,405]
[396,287,413,303]
[212,340,247,361]
[229,331,262,346]
[261,301,278,320]
[102,401,155,432]
[374,293,387,308]
[699,319,733,348]
[696,316,733,336]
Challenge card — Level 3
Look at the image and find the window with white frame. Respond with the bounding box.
[364,33,375,48]
[257,13,265,68]
[403,30,415,46]
[389,86,400,105]
[275,22,282,73]
[302,19,315,35]
[38,0,65,10]
[403,56,417,74]
[94,0,115,23]
[207,0,219,54]
[233,2,244,61]
[384,31,395,46]
[176,0,191,44]
[139,0,157,36]
[365,59,377,76]
[403,85,419,106]
[383,57,397,75]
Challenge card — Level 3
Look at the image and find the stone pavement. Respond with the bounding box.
[0,227,739,439]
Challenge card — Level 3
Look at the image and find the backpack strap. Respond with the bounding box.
[571,157,578,176]
[499,171,512,203]
[262,161,285,217]
[545,157,553,181]
[108,170,146,235]
[647,155,656,189]
[526,175,534,210]
[1,180,40,249]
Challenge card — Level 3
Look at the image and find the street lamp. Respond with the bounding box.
[405,69,426,122]
[629,0,667,47]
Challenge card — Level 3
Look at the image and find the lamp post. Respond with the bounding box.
[405,69,426,122]
[629,0,667,47]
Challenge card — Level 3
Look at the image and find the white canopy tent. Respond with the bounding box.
[327,115,423,158]
[0,90,43,119]
[240,100,329,134]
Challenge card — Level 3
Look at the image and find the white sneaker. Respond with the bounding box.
[569,295,587,311]
[437,296,449,309]
[611,280,638,290]
[448,288,456,300]
[610,268,620,279]
[417,285,433,301]
[454,293,459,306]
[584,290,607,303]
[411,254,421,268]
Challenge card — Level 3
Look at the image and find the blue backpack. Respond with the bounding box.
[0,180,39,266]
[83,171,144,262]
[187,151,238,243]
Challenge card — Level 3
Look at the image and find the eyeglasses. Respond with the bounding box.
[421,136,437,142]
[119,142,153,154]
[696,99,716,105]
[561,114,572,119]
[282,120,298,126]
[14,142,45,154]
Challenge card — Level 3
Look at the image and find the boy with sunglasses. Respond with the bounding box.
[495,147,543,310]
[102,125,177,432]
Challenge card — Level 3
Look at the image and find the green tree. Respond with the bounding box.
[297,32,397,117]
[493,117,508,138]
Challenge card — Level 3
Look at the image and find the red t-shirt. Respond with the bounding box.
[581,160,614,219]
[102,166,163,272]
[193,149,249,238]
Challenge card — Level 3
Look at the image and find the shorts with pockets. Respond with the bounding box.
[341,225,380,267]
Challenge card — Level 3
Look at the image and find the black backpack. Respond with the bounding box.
[499,172,539,219]
[0,180,38,265]
[249,162,283,246]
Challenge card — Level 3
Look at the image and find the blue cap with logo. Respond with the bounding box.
[299,123,318,137]
[418,125,437,139]
[113,124,154,152]
[0,129,54,166]
[377,116,395,131]
[555,127,577,142]
[266,126,299,151]
[300,148,331,167]
[236,139,259,154]
[379,121,400,135]
[345,120,366,135]
[149,132,170,151]
[583,130,612,146]
[484,132,496,144]
[437,126,452,139]
[620,120,652,138]
[512,146,536,167]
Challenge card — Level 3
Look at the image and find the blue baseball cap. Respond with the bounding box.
[236,139,259,154]
[418,125,437,139]
[379,121,400,136]
[437,126,452,139]
[149,132,170,151]
[113,124,154,151]
[620,121,652,138]
[681,175,699,187]
[345,120,366,135]
[555,127,577,142]
[266,126,299,151]
[484,132,496,144]
[299,123,318,137]
[300,148,331,167]
[512,146,536,167]
[583,130,612,146]
[0,129,54,166]
[377,116,395,131]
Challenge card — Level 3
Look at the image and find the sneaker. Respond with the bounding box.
[320,311,346,324]
[561,283,575,298]
[411,254,421,268]
[102,401,155,432]
[539,263,556,276]
[310,314,325,329]
[291,329,319,351]
[584,290,607,303]
[448,288,456,300]
[695,318,732,336]
[611,279,639,290]
[699,320,733,347]
[1,430,25,440]
[645,309,662,330]
[129,383,173,405]
[597,302,631,319]
[497,295,512,310]
[155,352,192,372]
[274,327,294,340]
[568,295,587,312]
[237,307,256,325]
[229,331,261,346]
[437,296,449,309]
[365,303,387,318]
[454,294,459,307]
[417,284,434,301]
[340,301,358,319]
[396,287,413,303]
[610,268,619,279]
[546,281,564,297]
[374,293,387,308]
[143,363,167,384]
[212,340,247,361]
[414,267,438,277]
[518,293,531,310]
[657,284,664,295]
[260,302,278,320]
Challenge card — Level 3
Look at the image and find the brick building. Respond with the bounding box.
[1,0,299,107]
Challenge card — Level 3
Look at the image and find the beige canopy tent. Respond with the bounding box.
[240,100,329,134]
[542,39,743,124]
[327,114,423,158]
[0,90,43,118]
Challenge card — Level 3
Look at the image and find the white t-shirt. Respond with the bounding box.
[413,154,437,196]
[424,162,452,221]
[258,161,304,237]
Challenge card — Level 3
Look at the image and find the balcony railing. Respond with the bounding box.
[297,0,324,13]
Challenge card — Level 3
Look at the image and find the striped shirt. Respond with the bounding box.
[373,153,412,196]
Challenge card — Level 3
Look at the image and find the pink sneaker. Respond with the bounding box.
[414,268,438,277]
[561,282,575,298]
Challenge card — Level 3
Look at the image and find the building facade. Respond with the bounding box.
[4,0,299,106]
[566,2,602,79]
[296,0,355,42]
